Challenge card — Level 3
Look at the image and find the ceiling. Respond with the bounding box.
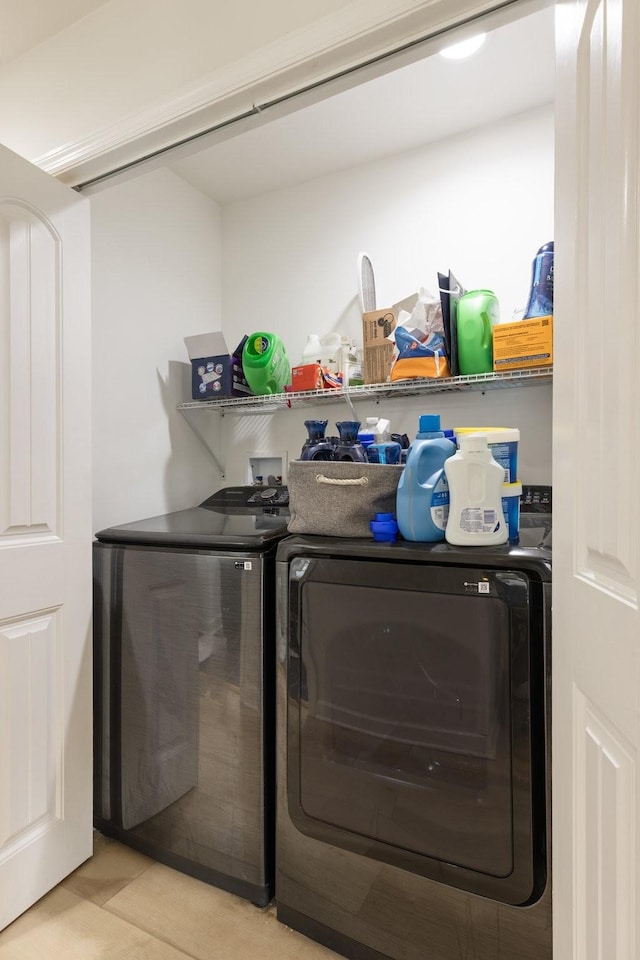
[0,0,110,67]
[169,5,555,205]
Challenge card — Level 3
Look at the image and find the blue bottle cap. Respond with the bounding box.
[419,414,441,433]
[370,513,399,542]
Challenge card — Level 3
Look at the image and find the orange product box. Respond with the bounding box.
[290,363,324,391]
[492,315,553,371]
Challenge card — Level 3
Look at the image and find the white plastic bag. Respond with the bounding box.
[387,287,450,380]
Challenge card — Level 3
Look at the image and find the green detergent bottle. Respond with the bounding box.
[456,290,499,375]
[242,332,290,395]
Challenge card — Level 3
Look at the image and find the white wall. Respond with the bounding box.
[215,383,552,487]
[91,166,224,532]
[216,104,554,486]
[89,102,553,528]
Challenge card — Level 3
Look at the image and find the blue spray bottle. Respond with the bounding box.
[396,415,456,542]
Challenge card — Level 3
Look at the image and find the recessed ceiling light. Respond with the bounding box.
[439,33,487,60]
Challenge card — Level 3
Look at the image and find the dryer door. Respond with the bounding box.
[286,557,547,905]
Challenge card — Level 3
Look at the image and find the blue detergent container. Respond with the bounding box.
[396,415,456,542]
[334,421,367,462]
[300,419,334,461]
[524,241,554,318]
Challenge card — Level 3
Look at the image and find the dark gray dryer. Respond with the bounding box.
[93,484,289,906]
[275,490,552,959]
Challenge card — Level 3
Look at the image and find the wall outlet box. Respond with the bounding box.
[247,450,288,485]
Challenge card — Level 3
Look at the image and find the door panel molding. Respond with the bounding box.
[0,200,61,541]
[574,0,639,605]
[0,610,62,854]
[574,688,636,960]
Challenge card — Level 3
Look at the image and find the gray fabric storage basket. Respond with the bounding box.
[287,460,403,538]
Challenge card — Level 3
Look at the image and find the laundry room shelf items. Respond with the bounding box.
[177,367,553,416]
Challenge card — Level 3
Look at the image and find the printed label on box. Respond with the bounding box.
[493,316,553,371]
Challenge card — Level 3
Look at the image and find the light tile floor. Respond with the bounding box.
[0,833,342,959]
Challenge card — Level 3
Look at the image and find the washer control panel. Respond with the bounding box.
[521,485,552,511]
[247,486,289,507]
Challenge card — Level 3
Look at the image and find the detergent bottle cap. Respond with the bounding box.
[459,433,489,455]
[370,513,399,542]
[419,414,440,433]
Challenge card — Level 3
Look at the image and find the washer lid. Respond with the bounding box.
[94,500,290,549]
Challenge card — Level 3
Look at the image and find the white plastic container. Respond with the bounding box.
[366,417,391,441]
[301,334,323,365]
[444,433,508,546]
[319,333,342,373]
[501,480,523,541]
[301,333,363,385]
[453,426,520,483]
[342,338,364,386]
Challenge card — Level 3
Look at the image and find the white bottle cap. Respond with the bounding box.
[459,433,489,455]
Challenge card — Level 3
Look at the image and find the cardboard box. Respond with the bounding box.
[184,332,253,399]
[362,293,418,385]
[492,315,553,372]
[291,363,324,392]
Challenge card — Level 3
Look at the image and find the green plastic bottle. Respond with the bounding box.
[242,332,290,395]
[456,290,499,375]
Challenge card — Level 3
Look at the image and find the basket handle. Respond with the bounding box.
[315,474,369,486]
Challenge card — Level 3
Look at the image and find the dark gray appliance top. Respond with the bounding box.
[94,485,290,550]
[518,484,551,550]
[276,532,551,580]
[276,484,552,577]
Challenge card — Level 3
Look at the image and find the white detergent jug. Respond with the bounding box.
[300,334,323,365]
[300,333,362,385]
[300,333,341,371]
[444,433,508,546]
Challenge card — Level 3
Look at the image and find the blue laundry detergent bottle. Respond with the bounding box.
[524,241,554,318]
[396,414,456,542]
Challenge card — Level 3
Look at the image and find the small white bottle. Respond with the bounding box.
[444,433,508,546]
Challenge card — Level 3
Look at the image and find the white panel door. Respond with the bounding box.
[554,1,640,958]
[0,144,92,928]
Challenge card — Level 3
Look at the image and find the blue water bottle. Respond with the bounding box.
[396,415,456,542]
[524,241,554,318]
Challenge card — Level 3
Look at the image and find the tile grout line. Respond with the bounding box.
[97,861,156,910]
[100,900,205,960]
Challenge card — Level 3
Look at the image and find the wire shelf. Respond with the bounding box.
[177,366,552,416]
